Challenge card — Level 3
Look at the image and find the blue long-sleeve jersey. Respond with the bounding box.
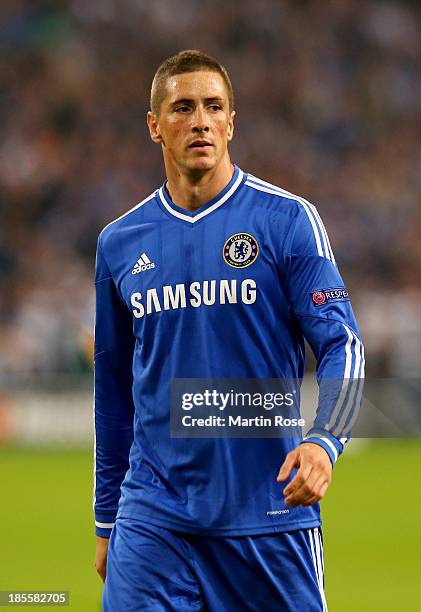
[94,166,364,538]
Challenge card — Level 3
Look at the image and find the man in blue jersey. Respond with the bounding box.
[94,50,364,611]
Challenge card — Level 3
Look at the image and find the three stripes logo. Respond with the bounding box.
[131,253,155,275]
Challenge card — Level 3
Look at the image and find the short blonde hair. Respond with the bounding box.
[150,49,234,117]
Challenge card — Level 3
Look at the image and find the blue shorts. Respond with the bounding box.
[103,519,327,611]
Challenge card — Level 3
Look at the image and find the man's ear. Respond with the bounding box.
[147,111,163,144]
[227,110,235,142]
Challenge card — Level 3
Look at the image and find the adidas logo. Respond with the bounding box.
[131,253,156,275]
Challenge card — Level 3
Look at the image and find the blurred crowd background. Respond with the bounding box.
[1,0,421,385]
[1,5,419,608]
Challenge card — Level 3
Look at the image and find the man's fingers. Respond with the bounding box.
[318,480,330,499]
[285,459,332,504]
[95,535,109,583]
[96,564,106,583]
[286,476,330,507]
[293,474,328,506]
[277,450,299,482]
[279,444,333,507]
[284,477,313,505]
[283,463,313,497]
[300,478,330,506]
[286,470,324,506]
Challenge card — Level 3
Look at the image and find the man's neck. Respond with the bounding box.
[165,157,234,212]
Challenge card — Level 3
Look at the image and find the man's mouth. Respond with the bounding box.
[189,140,213,149]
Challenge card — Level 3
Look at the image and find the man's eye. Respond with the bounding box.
[209,105,222,111]
[175,106,190,113]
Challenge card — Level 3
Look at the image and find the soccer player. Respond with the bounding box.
[94,50,364,611]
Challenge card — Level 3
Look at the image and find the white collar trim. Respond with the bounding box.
[158,169,243,223]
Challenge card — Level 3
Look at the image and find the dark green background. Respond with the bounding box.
[1,440,420,611]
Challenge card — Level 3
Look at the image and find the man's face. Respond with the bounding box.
[148,71,235,173]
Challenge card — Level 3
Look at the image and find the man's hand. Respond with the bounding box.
[277,443,333,507]
[95,535,109,583]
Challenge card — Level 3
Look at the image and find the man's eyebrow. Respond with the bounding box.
[171,98,193,106]
[170,97,225,106]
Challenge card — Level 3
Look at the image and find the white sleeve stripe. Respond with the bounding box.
[303,434,338,463]
[332,329,363,436]
[325,323,354,431]
[343,343,365,436]
[309,202,336,264]
[247,175,335,263]
[245,177,333,262]
[307,201,332,262]
[352,332,362,379]
[245,181,325,258]
[245,180,325,258]
[300,200,326,259]
[95,521,115,529]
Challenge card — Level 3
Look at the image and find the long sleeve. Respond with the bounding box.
[284,203,365,466]
[93,234,135,537]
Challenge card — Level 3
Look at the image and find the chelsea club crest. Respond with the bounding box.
[223,233,259,268]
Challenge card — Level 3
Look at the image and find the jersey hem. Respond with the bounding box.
[116,511,322,537]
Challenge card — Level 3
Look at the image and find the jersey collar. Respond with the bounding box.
[157,165,244,224]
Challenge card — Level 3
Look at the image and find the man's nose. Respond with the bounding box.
[192,107,209,132]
